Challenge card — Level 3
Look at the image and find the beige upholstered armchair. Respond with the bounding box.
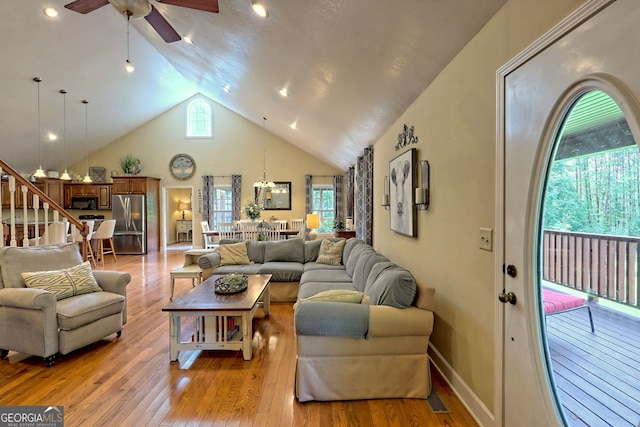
[0,243,130,366]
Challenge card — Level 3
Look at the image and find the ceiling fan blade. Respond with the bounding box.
[157,0,219,13]
[64,0,109,14]
[145,5,181,43]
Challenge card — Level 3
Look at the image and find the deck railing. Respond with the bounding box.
[542,229,640,308]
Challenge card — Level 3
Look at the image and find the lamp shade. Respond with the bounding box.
[178,202,190,211]
[306,213,320,229]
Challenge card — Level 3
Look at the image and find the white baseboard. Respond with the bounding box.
[428,343,494,427]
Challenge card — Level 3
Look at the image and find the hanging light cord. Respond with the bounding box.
[262,117,267,182]
[61,89,67,171]
[84,100,89,172]
[36,78,42,168]
[127,12,132,64]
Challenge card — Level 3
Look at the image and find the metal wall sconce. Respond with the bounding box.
[382,176,390,210]
[415,160,430,210]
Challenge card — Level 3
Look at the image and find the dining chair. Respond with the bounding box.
[237,221,258,240]
[200,221,216,249]
[217,222,237,240]
[262,228,281,241]
[290,218,305,237]
[68,220,95,264]
[89,219,117,266]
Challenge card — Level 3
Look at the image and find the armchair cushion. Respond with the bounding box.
[0,243,82,289]
[22,261,102,301]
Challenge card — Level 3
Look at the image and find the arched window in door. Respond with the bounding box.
[540,87,640,426]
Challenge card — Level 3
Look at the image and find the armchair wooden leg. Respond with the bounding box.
[1,349,8,359]
[117,330,122,338]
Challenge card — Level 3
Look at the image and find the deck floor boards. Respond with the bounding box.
[546,301,640,427]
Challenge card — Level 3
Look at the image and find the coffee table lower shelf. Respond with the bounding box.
[168,303,267,361]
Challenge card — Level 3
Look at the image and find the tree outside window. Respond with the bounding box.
[212,186,232,228]
[312,186,335,232]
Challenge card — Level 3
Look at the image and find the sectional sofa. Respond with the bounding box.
[197,237,435,402]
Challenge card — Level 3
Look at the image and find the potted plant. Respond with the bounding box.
[120,154,138,175]
[330,217,345,230]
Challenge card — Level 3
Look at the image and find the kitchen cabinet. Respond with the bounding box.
[111,177,150,195]
[63,183,112,209]
[1,178,63,209]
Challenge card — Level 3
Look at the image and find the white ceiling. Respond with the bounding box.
[0,0,506,174]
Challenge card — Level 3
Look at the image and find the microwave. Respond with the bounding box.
[71,197,97,210]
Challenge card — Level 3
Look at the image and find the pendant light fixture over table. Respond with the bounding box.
[33,77,46,178]
[253,117,275,196]
[82,100,92,183]
[60,89,71,181]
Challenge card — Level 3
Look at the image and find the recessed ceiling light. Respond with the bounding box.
[279,88,289,97]
[44,7,58,18]
[290,121,297,130]
[183,36,194,44]
[223,85,231,93]
[47,133,57,141]
[251,1,269,18]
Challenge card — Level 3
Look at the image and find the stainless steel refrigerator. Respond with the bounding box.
[112,194,146,254]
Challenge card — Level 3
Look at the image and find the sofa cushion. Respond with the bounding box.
[300,269,351,285]
[22,261,102,301]
[303,240,323,263]
[56,291,125,330]
[258,262,304,282]
[345,242,372,277]
[246,240,266,264]
[213,264,262,275]
[351,251,389,292]
[264,238,304,263]
[316,239,346,266]
[365,262,416,308]
[0,243,83,289]
[298,282,358,299]
[219,242,251,266]
[342,238,365,267]
[299,289,369,304]
[303,262,346,272]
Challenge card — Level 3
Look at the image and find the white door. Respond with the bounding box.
[499,0,640,425]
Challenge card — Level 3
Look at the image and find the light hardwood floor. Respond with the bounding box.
[0,250,478,426]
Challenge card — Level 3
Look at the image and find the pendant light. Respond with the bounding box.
[253,117,275,190]
[33,77,47,178]
[82,100,92,183]
[124,11,135,73]
[59,89,71,181]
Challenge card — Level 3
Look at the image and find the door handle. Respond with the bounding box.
[498,291,517,305]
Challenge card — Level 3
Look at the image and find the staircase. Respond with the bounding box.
[0,160,90,261]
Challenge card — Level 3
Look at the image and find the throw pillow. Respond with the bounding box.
[219,242,251,266]
[299,289,370,304]
[316,239,346,266]
[22,261,102,301]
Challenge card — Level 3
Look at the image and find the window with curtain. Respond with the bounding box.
[186,99,212,138]
[312,185,335,232]
[211,186,233,229]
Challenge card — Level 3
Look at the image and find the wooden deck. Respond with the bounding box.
[545,300,640,427]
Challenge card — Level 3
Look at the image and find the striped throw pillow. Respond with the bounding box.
[22,261,102,300]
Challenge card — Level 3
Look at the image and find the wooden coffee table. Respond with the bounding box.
[162,274,271,361]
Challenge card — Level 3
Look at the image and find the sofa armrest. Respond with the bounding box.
[294,301,369,338]
[198,252,221,270]
[0,287,56,311]
[368,305,434,337]
[93,270,131,297]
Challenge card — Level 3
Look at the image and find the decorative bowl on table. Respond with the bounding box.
[214,273,248,294]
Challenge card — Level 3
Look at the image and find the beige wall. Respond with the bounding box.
[71,94,341,247]
[372,0,585,413]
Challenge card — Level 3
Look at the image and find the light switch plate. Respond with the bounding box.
[479,228,493,251]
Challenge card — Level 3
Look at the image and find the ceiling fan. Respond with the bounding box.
[64,0,219,43]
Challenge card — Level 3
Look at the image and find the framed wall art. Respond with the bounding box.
[389,149,416,237]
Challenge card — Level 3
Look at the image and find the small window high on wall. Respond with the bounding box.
[186,99,212,138]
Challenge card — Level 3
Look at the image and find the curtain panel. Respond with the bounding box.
[232,174,242,221]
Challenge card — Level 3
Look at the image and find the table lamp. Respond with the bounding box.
[178,202,191,220]
[306,213,320,240]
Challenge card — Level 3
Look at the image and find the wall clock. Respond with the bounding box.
[169,154,196,180]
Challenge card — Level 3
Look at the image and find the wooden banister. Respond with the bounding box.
[0,159,90,260]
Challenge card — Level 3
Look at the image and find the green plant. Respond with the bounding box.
[119,154,138,174]
[243,200,261,220]
[330,217,345,230]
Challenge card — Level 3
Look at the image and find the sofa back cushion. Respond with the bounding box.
[351,251,389,292]
[246,240,266,264]
[364,262,416,308]
[0,243,83,289]
[304,240,323,263]
[264,238,304,263]
[343,238,365,266]
[345,242,373,277]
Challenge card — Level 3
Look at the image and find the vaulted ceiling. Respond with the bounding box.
[0,0,506,174]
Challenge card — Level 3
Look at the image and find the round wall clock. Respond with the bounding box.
[169,153,196,180]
